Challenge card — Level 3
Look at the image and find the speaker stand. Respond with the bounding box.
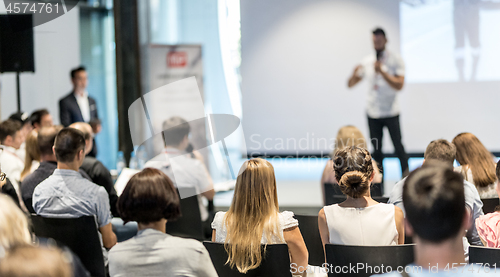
[16,71,21,112]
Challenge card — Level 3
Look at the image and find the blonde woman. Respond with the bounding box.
[452,133,497,198]
[318,146,404,247]
[321,126,382,205]
[211,158,308,273]
[20,130,40,181]
[0,194,31,250]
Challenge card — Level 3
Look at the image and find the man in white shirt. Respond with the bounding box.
[0,119,26,210]
[144,117,215,232]
[348,28,409,181]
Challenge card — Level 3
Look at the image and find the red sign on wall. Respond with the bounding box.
[167,52,187,67]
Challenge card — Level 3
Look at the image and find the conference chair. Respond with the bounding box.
[469,245,500,265]
[324,183,386,205]
[481,198,500,214]
[203,242,292,277]
[324,244,415,277]
[30,215,105,277]
[166,187,205,240]
[294,214,325,266]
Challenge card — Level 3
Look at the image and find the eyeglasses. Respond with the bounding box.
[0,172,5,182]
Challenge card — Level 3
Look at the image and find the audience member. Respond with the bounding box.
[9,111,32,162]
[20,130,40,181]
[69,122,118,216]
[211,158,308,273]
[453,132,497,198]
[0,194,31,250]
[109,168,217,277]
[321,125,382,204]
[388,139,484,245]
[0,245,72,277]
[21,126,91,214]
[0,164,20,207]
[32,128,116,250]
[0,120,26,210]
[318,146,404,247]
[30,109,53,130]
[376,164,492,276]
[144,116,215,234]
[474,160,500,248]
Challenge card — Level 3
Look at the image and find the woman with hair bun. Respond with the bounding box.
[318,146,404,247]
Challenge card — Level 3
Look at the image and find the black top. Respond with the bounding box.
[80,156,119,217]
[1,178,20,207]
[21,161,92,214]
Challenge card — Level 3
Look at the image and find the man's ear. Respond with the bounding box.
[52,146,56,156]
[404,218,414,237]
[463,206,472,232]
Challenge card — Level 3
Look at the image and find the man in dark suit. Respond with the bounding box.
[59,66,99,157]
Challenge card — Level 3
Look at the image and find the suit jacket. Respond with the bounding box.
[59,91,98,127]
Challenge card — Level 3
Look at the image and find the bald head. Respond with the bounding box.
[69,122,93,155]
[38,125,63,161]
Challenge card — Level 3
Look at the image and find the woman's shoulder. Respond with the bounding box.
[211,211,227,229]
[279,211,298,230]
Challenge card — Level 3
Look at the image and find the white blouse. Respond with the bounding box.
[211,211,298,244]
[324,203,398,246]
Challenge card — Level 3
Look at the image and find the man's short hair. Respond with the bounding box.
[403,162,465,243]
[70,66,86,79]
[0,120,22,144]
[30,109,50,128]
[54,128,86,163]
[38,126,63,156]
[496,159,500,182]
[424,139,456,166]
[118,168,181,224]
[372,27,386,37]
[162,117,190,147]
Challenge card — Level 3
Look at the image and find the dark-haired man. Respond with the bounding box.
[388,139,483,245]
[30,109,53,130]
[144,116,214,235]
[59,66,99,157]
[33,128,116,250]
[0,119,26,208]
[21,126,91,213]
[375,165,495,276]
[348,27,409,181]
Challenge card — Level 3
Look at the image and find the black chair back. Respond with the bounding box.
[481,198,500,214]
[30,215,105,277]
[203,242,292,277]
[469,245,500,264]
[325,244,414,277]
[166,187,205,240]
[294,214,324,266]
[324,183,385,205]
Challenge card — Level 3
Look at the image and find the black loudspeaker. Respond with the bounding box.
[0,14,35,73]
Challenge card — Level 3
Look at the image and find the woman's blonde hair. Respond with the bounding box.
[223,158,282,273]
[21,130,40,181]
[452,133,496,188]
[0,194,31,249]
[332,126,367,156]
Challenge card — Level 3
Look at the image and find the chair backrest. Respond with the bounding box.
[481,198,500,214]
[294,214,325,266]
[469,245,500,264]
[166,187,204,240]
[324,183,385,205]
[30,215,105,277]
[203,242,292,277]
[325,244,414,277]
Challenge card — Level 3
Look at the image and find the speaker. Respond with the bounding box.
[0,14,35,73]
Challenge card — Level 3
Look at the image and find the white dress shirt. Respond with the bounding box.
[75,91,91,122]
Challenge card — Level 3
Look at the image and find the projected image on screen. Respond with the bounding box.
[400,0,500,83]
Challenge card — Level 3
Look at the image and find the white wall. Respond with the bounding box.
[0,5,80,122]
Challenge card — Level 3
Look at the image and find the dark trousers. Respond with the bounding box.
[368,115,409,178]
